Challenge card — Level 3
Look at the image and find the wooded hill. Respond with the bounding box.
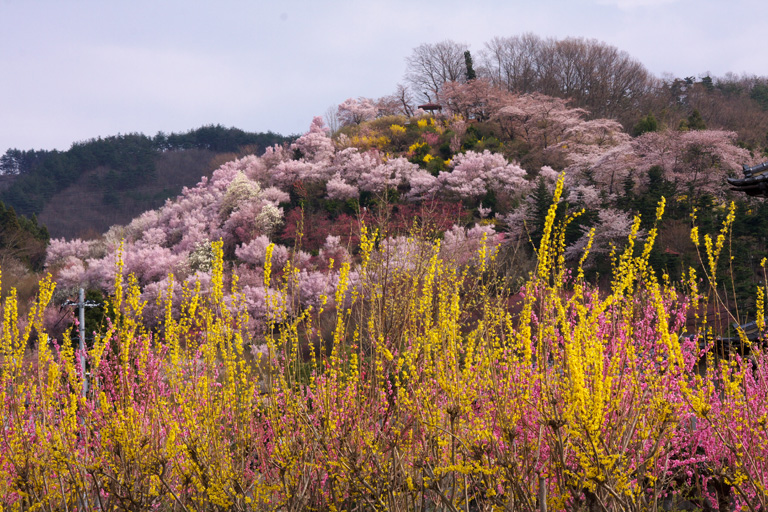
[399,36,768,153]
[0,125,294,239]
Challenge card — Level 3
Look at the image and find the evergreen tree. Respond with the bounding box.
[464,50,476,81]
[686,109,707,130]
[750,83,768,110]
[632,113,658,136]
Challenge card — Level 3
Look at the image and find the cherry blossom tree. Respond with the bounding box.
[46,238,93,267]
[437,150,530,202]
[374,84,415,117]
[330,147,383,188]
[440,223,500,266]
[359,156,422,195]
[326,175,360,201]
[440,78,515,121]
[495,93,587,150]
[565,208,641,265]
[291,116,335,163]
[337,97,378,126]
[318,235,351,268]
[269,160,328,190]
[235,235,289,269]
[568,128,753,198]
[405,170,440,201]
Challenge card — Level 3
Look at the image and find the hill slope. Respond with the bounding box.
[0,126,294,238]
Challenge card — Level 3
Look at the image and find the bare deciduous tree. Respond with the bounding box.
[324,105,340,135]
[479,35,653,126]
[405,40,468,102]
[481,33,545,95]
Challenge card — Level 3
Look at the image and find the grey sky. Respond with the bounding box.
[1,0,766,152]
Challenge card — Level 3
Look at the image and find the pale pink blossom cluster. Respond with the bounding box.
[438,150,530,200]
[565,208,642,264]
[46,238,93,266]
[51,150,284,301]
[567,128,753,198]
[235,236,289,269]
[495,93,588,149]
[318,235,351,268]
[291,116,335,163]
[440,223,500,266]
[441,78,515,121]
[325,175,360,201]
[337,97,378,126]
[241,285,288,324]
[376,236,431,273]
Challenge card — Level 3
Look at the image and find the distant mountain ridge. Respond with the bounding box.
[0,125,295,238]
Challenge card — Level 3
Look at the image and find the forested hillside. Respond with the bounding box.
[33,78,768,509]
[399,35,768,150]
[46,97,763,334]
[0,125,293,238]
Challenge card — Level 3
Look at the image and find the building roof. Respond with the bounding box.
[728,161,768,196]
[417,102,442,111]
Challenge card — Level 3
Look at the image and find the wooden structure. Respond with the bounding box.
[417,102,442,114]
[728,161,768,196]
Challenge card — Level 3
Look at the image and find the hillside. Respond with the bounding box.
[400,37,768,153]
[44,85,768,337]
[38,149,217,239]
[8,37,768,243]
[0,125,294,238]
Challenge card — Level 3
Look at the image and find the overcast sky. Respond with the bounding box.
[1,0,766,152]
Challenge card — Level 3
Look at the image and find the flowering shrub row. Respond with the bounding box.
[3,184,768,510]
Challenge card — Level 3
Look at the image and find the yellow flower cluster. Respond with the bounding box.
[389,124,406,136]
[408,141,427,154]
[1,192,765,510]
[348,134,391,150]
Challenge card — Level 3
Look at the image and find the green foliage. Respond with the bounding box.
[632,113,658,136]
[751,83,768,110]
[680,109,707,131]
[464,50,476,81]
[473,135,502,153]
[408,142,431,166]
[462,124,480,150]
[631,166,678,227]
[722,199,768,312]
[0,127,293,219]
[529,177,559,247]
[0,201,49,271]
[0,127,294,240]
[156,124,292,153]
[425,155,448,175]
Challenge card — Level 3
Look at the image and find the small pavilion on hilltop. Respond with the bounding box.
[417,102,442,114]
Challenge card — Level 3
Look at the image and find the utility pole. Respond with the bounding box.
[63,288,101,396]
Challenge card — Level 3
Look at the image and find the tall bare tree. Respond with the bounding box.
[405,40,468,102]
[481,33,545,95]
